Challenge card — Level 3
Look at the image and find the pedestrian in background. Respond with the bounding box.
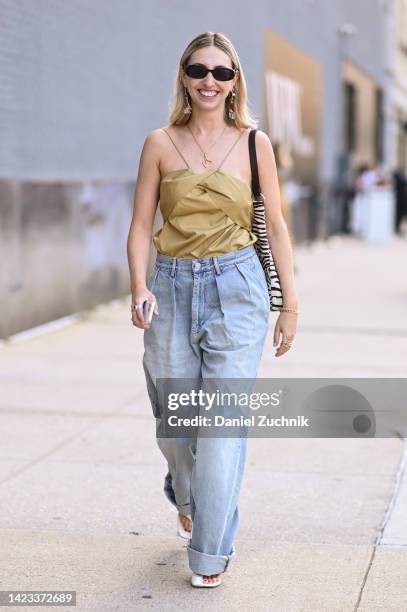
[393,168,407,235]
[127,31,298,589]
[351,162,378,235]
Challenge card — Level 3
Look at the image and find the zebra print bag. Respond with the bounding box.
[249,129,283,311]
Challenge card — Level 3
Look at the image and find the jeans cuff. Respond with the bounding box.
[163,471,191,516]
[176,503,191,517]
[187,543,235,575]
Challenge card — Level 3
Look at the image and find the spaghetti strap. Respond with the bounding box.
[161,128,190,170]
[216,129,246,171]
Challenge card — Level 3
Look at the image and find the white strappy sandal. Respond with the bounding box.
[177,513,192,539]
[191,573,222,588]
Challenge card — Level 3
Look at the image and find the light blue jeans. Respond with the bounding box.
[142,244,269,575]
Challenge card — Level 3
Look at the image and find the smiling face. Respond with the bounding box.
[182,45,238,112]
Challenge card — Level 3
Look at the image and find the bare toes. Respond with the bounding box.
[180,515,192,532]
[203,574,219,583]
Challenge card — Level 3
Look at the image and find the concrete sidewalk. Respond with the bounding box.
[1,235,407,611]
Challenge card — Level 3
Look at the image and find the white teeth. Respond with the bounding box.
[198,90,218,97]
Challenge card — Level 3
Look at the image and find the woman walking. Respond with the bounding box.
[127,31,298,588]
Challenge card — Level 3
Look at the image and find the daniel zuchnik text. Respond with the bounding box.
[167,415,310,428]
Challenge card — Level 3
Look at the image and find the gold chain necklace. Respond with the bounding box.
[186,123,228,168]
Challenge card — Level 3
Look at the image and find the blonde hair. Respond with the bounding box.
[168,32,258,129]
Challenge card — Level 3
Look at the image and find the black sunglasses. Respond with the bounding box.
[184,63,237,82]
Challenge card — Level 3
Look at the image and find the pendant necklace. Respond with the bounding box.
[186,123,228,168]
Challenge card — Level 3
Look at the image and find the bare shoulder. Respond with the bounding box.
[255,129,274,152]
[139,127,170,169]
[144,127,168,146]
[254,130,276,167]
[144,124,178,151]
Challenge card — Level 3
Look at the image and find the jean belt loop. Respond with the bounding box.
[170,257,177,278]
[213,255,221,275]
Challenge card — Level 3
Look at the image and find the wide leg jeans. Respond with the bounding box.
[142,244,269,575]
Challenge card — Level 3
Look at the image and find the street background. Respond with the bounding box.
[1,0,406,336]
[1,0,407,610]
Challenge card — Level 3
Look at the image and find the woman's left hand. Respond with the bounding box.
[273,312,297,357]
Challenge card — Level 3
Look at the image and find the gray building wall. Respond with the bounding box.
[0,0,388,181]
[0,0,389,336]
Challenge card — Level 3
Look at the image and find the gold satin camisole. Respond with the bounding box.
[153,128,258,259]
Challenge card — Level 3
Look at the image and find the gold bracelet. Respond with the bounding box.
[281,307,299,315]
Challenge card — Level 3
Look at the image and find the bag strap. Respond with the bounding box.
[249,128,261,198]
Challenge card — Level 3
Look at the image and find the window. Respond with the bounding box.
[374,88,384,164]
[343,81,357,153]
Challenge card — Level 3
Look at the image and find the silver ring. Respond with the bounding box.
[132,303,142,310]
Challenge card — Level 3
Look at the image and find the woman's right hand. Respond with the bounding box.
[131,286,159,330]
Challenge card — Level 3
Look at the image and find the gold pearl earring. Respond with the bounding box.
[183,86,192,115]
[228,89,236,120]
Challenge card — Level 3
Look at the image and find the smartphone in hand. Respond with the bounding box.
[143,300,155,325]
